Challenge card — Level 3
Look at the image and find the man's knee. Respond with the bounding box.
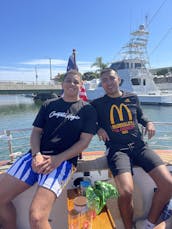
[29,208,41,227]
[29,207,47,227]
[0,202,16,226]
[118,186,133,202]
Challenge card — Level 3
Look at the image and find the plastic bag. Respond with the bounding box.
[86,181,119,214]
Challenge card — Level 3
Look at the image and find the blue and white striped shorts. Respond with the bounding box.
[7,152,73,197]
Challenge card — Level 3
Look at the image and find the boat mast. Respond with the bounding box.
[35,65,38,84]
[72,48,77,70]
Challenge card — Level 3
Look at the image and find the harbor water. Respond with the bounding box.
[0,95,172,160]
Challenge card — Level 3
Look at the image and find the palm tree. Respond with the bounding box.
[91,57,108,73]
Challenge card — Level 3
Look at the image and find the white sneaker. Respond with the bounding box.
[135,219,146,229]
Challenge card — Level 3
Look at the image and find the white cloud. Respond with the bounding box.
[0,58,95,82]
[20,58,67,66]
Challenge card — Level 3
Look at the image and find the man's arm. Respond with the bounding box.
[136,96,150,126]
[38,132,94,174]
[58,132,93,162]
[135,96,155,139]
[145,121,156,139]
[30,126,50,173]
[30,126,43,156]
[97,128,110,142]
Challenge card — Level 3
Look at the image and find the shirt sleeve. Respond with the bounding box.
[91,100,102,132]
[136,95,150,127]
[81,104,97,135]
[32,104,47,128]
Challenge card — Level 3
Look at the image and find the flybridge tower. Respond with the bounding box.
[121,24,150,69]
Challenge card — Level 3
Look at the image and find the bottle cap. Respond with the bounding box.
[74,196,87,207]
[80,180,91,188]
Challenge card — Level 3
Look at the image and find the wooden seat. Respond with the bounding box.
[79,150,172,168]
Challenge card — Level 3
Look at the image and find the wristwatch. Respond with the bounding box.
[32,152,41,157]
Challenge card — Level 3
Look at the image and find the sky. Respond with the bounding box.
[0,0,172,82]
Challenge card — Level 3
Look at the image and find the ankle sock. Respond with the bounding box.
[145,219,155,229]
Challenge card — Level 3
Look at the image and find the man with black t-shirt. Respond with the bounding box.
[0,70,97,229]
[91,68,172,229]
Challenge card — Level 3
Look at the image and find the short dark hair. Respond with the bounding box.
[64,70,82,80]
[100,68,118,78]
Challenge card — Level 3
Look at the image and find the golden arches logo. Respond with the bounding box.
[110,104,132,124]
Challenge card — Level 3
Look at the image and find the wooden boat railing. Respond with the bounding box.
[0,122,172,162]
[0,128,31,161]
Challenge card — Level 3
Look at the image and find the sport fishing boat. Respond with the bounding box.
[0,126,172,229]
[85,24,172,105]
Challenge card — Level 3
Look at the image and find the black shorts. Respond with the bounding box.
[107,144,164,176]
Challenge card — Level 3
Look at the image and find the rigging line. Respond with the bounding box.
[148,0,168,26]
[149,27,172,56]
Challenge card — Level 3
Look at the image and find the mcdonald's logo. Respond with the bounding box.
[110,103,132,125]
[110,103,134,134]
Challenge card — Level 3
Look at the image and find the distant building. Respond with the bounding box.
[150,66,172,75]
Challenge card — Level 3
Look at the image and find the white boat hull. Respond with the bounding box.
[139,94,172,105]
[86,87,172,105]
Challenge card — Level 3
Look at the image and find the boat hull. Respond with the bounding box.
[86,87,172,105]
[139,94,172,105]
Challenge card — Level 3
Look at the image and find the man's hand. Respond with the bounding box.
[145,122,156,139]
[97,128,110,142]
[32,153,45,173]
[32,153,64,174]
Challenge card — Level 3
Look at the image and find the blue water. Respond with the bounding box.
[0,94,33,106]
[0,95,172,160]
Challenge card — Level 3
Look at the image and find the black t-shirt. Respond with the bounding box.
[91,92,150,149]
[33,98,97,165]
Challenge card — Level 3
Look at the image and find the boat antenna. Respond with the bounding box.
[145,0,170,62]
[149,27,172,56]
[72,48,77,70]
[147,0,168,26]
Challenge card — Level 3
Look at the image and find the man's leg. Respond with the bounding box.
[0,173,30,229]
[29,187,56,229]
[115,172,134,229]
[29,160,73,229]
[148,165,172,224]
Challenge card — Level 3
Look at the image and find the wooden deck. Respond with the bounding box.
[76,150,172,174]
[81,149,172,165]
[154,150,172,165]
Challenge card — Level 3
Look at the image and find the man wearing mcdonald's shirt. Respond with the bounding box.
[91,68,172,229]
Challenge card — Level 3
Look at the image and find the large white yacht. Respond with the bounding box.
[85,24,172,105]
